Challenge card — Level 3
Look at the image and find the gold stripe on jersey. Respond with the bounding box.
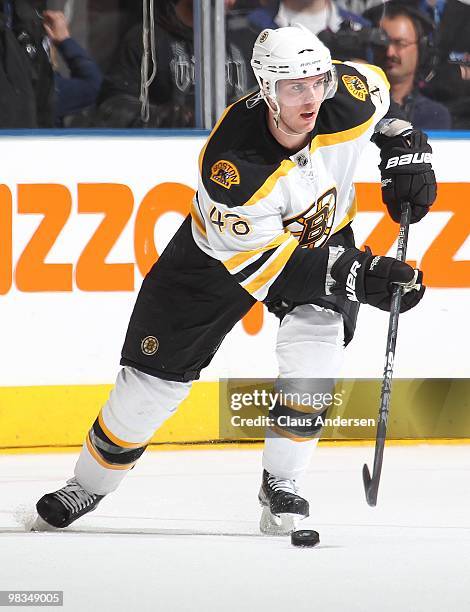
[86,434,138,471]
[241,115,374,209]
[198,105,235,174]
[98,410,152,449]
[243,158,296,207]
[310,115,375,154]
[198,94,251,173]
[191,200,207,237]
[223,230,292,272]
[242,237,298,297]
[361,63,390,90]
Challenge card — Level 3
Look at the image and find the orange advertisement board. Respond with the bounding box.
[0,136,468,385]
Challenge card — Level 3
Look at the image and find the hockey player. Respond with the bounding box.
[34,25,436,534]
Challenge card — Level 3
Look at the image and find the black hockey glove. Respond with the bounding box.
[373,125,437,224]
[328,247,425,312]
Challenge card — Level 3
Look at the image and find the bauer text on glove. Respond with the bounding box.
[373,120,437,224]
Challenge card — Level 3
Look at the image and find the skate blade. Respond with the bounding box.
[30,515,59,532]
[259,506,304,536]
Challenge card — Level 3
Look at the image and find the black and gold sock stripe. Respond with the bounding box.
[86,413,150,471]
[268,401,328,442]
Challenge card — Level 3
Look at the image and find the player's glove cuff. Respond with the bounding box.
[325,245,346,295]
[372,118,413,143]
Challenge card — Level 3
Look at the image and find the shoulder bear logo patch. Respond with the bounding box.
[342,75,369,102]
[210,160,240,189]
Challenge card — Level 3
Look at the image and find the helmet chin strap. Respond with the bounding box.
[267,95,310,138]
[275,118,309,138]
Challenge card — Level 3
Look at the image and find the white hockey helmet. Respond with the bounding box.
[251,24,337,111]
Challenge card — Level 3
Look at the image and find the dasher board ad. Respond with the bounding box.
[0,135,469,386]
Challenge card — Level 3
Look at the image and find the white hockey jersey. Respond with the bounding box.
[191,61,390,302]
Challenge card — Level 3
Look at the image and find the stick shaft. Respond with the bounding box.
[365,201,412,504]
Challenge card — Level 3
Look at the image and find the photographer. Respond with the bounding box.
[366,2,451,129]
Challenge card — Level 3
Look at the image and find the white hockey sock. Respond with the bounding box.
[74,367,191,495]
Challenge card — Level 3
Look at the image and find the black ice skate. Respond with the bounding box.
[258,469,309,535]
[32,478,104,531]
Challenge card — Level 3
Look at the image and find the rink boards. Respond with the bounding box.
[0,133,469,450]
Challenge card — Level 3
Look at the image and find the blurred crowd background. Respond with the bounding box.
[1,0,470,130]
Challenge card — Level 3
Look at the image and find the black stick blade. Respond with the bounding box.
[362,463,377,507]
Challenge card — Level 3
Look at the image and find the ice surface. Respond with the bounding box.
[1,445,469,612]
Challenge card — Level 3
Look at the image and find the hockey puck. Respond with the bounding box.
[291,529,320,548]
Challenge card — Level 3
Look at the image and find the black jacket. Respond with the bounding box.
[0,0,54,128]
[95,4,257,128]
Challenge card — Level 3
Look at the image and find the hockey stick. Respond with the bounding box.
[362,201,412,507]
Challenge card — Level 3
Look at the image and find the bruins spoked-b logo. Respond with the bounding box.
[141,336,159,356]
[210,160,240,190]
[342,75,369,102]
[283,187,337,249]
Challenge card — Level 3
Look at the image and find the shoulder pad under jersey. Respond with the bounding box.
[199,94,289,208]
[316,61,382,135]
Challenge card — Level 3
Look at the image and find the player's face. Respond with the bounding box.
[379,16,419,83]
[275,75,326,133]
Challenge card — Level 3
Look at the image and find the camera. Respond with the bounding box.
[318,21,390,61]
